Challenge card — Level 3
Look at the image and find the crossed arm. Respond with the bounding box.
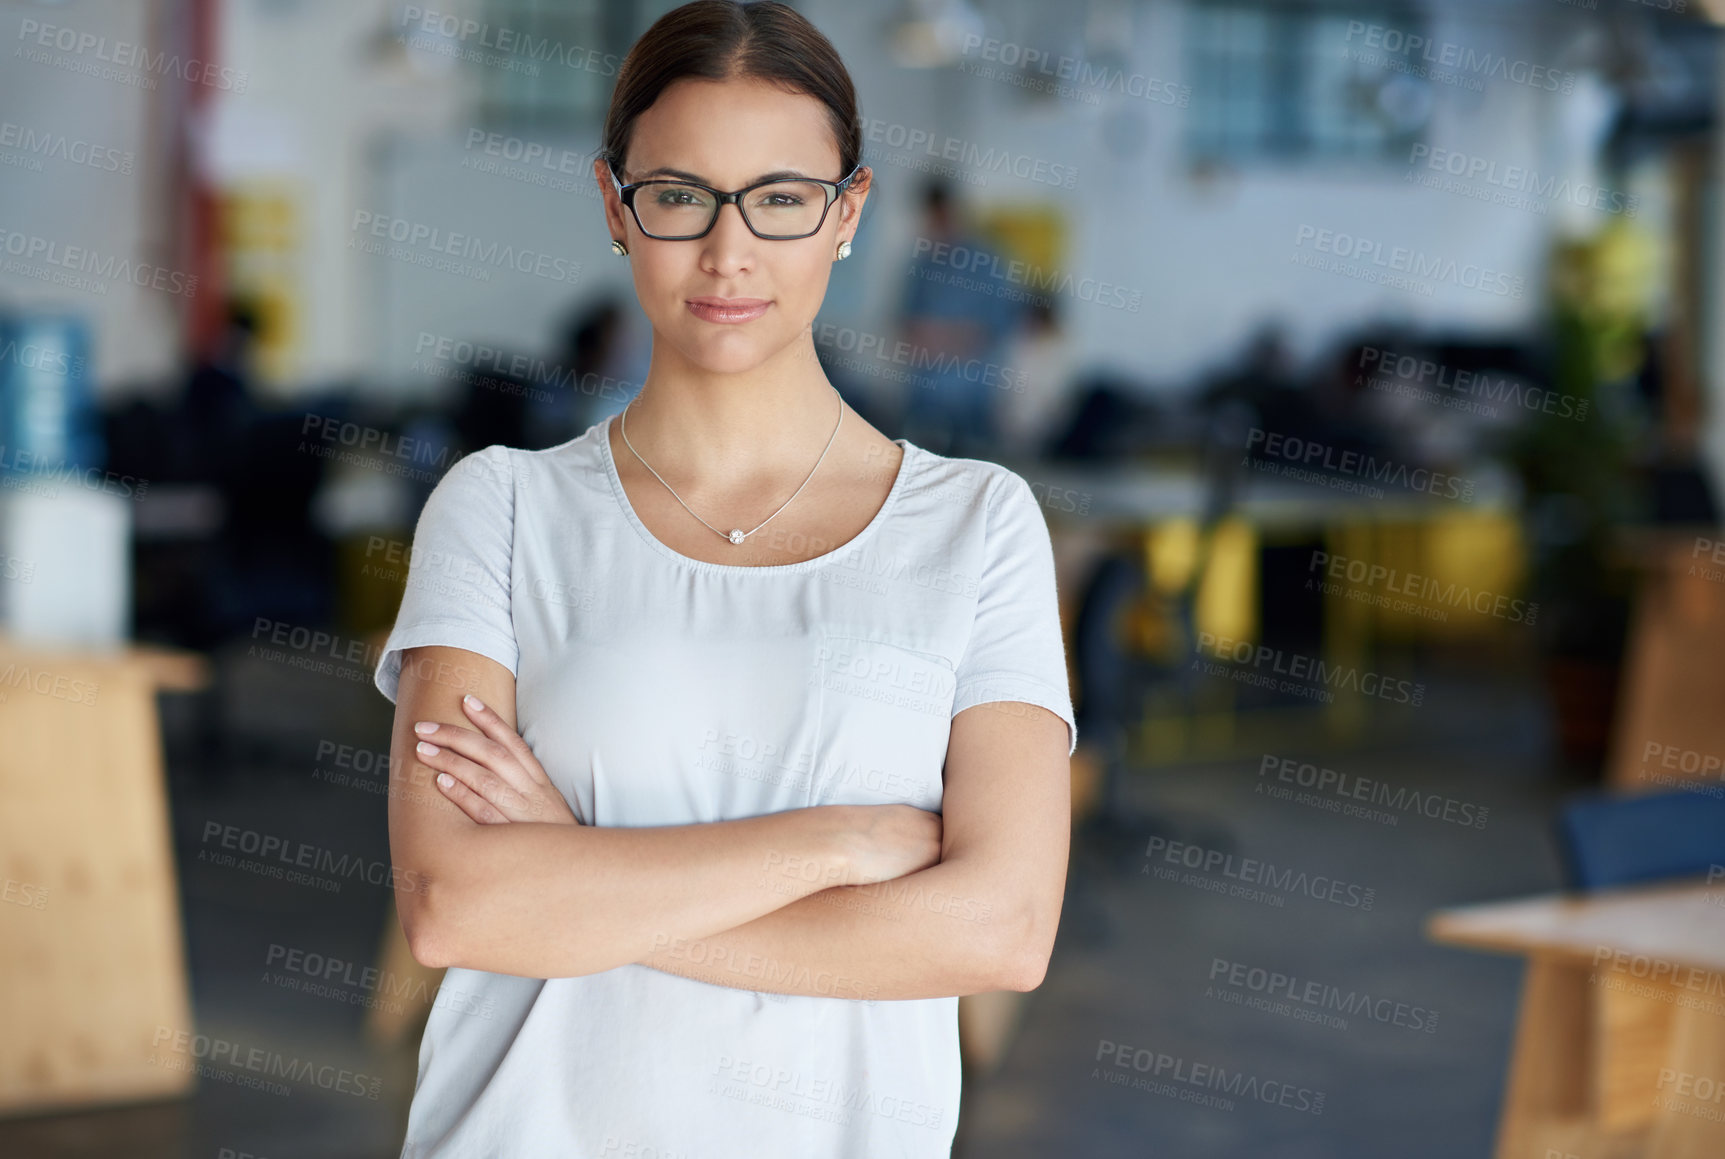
[387,645,1071,1000]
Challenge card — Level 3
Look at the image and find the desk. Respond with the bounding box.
[1021,456,1524,757]
[1429,879,1725,1159]
[0,638,208,1116]
[1602,529,1725,795]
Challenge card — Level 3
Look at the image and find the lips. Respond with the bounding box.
[686,297,771,324]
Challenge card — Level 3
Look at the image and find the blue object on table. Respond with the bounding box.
[1556,788,1725,891]
[0,312,101,476]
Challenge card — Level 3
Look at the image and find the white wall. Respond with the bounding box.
[13,0,1642,402]
[215,0,473,395]
[344,0,1604,398]
[0,0,178,396]
[812,0,1595,387]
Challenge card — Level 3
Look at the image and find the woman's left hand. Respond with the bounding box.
[413,694,579,826]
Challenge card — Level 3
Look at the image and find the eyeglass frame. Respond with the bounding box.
[606,158,865,241]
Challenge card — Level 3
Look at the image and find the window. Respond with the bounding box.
[476,0,623,128]
[1185,2,1428,164]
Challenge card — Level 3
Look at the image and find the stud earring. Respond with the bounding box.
[611,239,628,256]
[835,240,852,261]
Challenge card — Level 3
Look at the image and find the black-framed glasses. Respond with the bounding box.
[607,160,863,241]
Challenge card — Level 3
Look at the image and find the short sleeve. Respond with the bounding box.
[950,472,1078,757]
[372,444,519,704]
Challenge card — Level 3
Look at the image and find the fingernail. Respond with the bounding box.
[417,741,439,756]
[436,773,453,788]
[413,721,436,735]
[464,694,484,711]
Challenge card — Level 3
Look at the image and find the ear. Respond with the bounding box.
[594,157,628,239]
[839,166,873,237]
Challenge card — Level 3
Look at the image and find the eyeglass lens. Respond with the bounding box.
[633,181,830,239]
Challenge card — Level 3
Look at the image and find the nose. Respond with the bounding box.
[699,198,757,272]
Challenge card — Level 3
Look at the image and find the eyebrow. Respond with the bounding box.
[631,166,816,185]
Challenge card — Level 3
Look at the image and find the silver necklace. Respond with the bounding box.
[620,385,844,546]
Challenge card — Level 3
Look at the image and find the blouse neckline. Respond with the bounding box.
[596,410,915,576]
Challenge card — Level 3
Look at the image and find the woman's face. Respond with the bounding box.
[596,76,869,377]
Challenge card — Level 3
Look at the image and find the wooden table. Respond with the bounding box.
[1428,878,1725,1159]
[0,637,208,1116]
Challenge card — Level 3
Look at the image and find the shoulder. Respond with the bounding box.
[903,444,1039,522]
[435,420,609,501]
[432,442,514,491]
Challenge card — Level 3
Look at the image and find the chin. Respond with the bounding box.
[682,341,775,376]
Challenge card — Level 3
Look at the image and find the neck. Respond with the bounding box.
[622,329,842,482]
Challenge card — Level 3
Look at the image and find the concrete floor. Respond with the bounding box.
[0,645,1575,1157]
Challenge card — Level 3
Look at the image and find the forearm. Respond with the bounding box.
[414,808,852,978]
[635,855,1033,1001]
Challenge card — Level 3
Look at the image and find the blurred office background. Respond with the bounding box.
[3,0,1725,1155]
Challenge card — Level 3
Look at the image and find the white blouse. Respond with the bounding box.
[374,412,1076,1158]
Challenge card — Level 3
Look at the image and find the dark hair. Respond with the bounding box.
[599,0,864,186]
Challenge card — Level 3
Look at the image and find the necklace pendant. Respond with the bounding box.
[728,529,746,545]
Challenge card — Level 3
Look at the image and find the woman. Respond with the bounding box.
[374,3,1076,1155]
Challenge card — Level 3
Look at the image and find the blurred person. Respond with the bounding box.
[897,177,1027,458]
[372,3,1075,1158]
[452,344,530,455]
[184,296,265,477]
[556,295,647,438]
[996,296,1075,459]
